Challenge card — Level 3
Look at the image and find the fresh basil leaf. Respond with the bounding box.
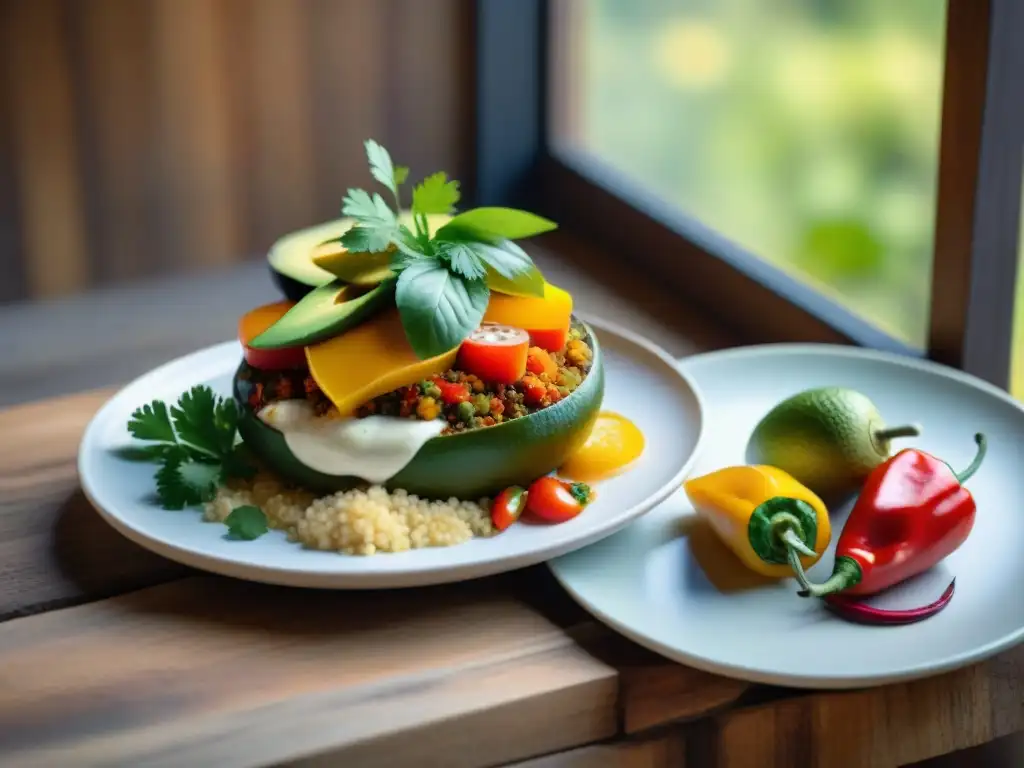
[437,207,557,241]
[472,240,545,297]
[395,260,489,359]
[436,241,487,280]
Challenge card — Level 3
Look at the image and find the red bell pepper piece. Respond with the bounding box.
[792,433,987,599]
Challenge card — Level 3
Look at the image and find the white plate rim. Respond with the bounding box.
[548,341,1024,689]
[77,314,708,589]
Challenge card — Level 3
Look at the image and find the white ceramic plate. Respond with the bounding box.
[78,319,705,589]
[548,344,1024,689]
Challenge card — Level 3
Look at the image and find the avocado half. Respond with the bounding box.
[234,321,605,499]
[268,214,453,301]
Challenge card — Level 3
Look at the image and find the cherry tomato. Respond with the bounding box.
[457,324,529,384]
[491,486,527,531]
[238,302,307,370]
[525,476,594,523]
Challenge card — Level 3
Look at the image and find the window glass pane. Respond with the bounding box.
[1011,178,1024,400]
[551,0,947,346]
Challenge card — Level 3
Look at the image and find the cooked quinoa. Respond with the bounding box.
[237,321,595,435]
[204,472,494,555]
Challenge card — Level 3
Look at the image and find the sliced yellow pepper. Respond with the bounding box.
[683,465,831,578]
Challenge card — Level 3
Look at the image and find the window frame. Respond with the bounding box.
[473,0,1024,390]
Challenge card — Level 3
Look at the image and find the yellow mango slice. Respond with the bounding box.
[484,281,573,330]
[305,308,458,416]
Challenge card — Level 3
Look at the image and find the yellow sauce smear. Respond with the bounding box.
[559,411,645,482]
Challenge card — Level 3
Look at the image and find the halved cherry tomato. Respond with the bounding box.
[525,476,594,523]
[456,324,529,384]
[238,302,307,370]
[527,323,570,353]
[491,486,527,531]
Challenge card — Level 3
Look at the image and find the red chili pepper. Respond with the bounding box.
[793,433,987,599]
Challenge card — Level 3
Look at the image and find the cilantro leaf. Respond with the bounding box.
[438,207,557,241]
[127,400,176,443]
[340,189,398,253]
[436,241,487,280]
[390,225,426,263]
[395,259,489,359]
[340,224,396,254]
[155,453,220,510]
[342,188,394,222]
[225,505,269,540]
[365,140,400,196]
[394,166,410,186]
[114,444,183,463]
[170,386,230,459]
[412,172,461,215]
[434,230,544,298]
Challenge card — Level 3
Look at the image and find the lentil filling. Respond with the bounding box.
[238,322,594,435]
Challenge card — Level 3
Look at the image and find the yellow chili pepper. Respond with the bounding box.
[683,465,832,578]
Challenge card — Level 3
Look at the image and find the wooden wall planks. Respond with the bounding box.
[0,0,473,303]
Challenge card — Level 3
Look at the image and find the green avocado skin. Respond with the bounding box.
[748,386,888,497]
[235,323,605,500]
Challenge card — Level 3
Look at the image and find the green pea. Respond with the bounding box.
[457,400,476,423]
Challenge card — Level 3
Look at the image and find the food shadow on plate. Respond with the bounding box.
[679,515,777,594]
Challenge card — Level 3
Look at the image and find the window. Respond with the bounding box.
[551,0,947,346]
[474,0,1024,393]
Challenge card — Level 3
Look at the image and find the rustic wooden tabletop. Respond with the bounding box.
[0,235,1020,767]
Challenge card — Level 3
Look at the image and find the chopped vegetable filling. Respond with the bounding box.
[238,322,594,435]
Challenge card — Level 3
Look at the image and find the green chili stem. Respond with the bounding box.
[780,528,817,593]
[954,433,987,484]
[795,556,863,599]
[873,423,921,442]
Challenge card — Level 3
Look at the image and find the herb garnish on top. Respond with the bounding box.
[338,140,558,359]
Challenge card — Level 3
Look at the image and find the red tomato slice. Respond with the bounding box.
[238,302,307,370]
[456,324,529,384]
[525,476,594,523]
[491,486,527,531]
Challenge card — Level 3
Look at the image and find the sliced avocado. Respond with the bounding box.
[248,279,395,349]
[268,218,353,300]
[271,212,453,297]
[312,242,395,286]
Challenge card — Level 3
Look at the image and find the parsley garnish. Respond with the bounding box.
[333,140,559,359]
[126,385,256,510]
[225,505,269,540]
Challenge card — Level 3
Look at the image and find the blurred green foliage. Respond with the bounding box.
[578,0,949,343]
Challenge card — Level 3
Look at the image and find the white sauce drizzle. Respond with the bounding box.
[257,400,444,483]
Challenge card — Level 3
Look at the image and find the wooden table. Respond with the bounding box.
[1,237,1021,767]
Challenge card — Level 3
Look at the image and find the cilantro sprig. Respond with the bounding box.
[125,385,256,511]
[336,139,558,359]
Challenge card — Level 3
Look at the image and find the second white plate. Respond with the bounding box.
[548,344,1024,689]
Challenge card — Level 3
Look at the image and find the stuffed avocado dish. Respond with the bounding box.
[122,139,644,555]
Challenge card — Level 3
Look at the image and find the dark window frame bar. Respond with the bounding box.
[475,0,1024,389]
